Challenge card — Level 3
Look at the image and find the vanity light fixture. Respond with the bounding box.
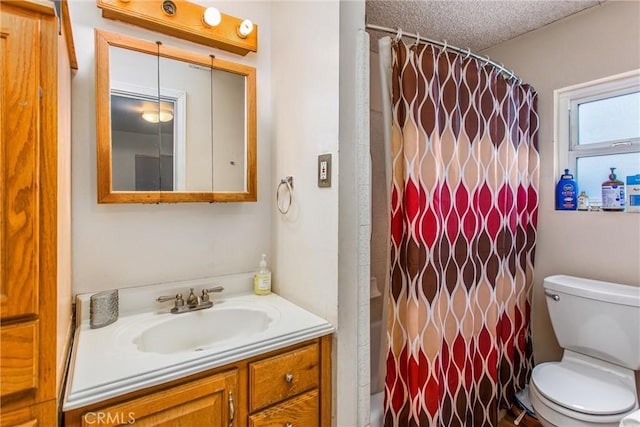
[161,0,177,16]
[141,110,174,123]
[237,19,253,38]
[202,7,221,27]
[97,0,258,55]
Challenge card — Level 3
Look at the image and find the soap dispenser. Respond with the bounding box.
[602,167,625,211]
[253,254,272,295]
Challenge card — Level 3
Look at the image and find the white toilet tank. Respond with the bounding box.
[544,275,640,370]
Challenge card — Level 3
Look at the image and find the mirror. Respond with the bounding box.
[95,29,256,203]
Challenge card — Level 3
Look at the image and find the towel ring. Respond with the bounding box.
[276,176,293,214]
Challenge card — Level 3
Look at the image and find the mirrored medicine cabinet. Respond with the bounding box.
[95,29,257,203]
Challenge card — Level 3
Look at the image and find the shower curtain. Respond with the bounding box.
[379,39,539,427]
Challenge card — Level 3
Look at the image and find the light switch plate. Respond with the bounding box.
[318,154,331,188]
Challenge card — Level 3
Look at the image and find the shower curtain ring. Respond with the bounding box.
[394,28,403,42]
[414,32,421,48]
[442,39,448,52]
[464,47,471,60]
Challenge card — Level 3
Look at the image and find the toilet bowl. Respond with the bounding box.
[530,275,640,427]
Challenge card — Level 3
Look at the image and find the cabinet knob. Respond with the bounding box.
[284,373,294,383]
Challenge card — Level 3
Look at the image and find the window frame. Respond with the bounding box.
[555,69,640,185]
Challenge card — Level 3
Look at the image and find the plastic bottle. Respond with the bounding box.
[253,254,272,295]
[627,174,640,212]
[601,167,625,212]
[577,191,589,211]
[555,169,578,210]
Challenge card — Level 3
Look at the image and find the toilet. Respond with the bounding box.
[530,275,640,427]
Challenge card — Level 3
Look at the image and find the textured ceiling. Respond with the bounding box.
[366,0,603,52]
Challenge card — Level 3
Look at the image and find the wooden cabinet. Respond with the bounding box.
[65,335,332,427]
[0,400,56,427]
[0,4,41,322]
[78,370,238,427]
[0,1,75,425]
[0,322,39,398]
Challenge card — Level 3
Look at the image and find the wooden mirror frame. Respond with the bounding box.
[95,29,257,203]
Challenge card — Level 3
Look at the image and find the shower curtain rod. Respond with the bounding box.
[366,23,520,82]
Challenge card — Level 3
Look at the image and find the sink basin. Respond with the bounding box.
[133,307,273,354]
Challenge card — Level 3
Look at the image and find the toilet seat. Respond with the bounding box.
[531,361,636,415]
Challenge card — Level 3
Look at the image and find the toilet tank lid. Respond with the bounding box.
[544,275,640,307]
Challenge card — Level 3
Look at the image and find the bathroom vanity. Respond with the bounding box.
[64,336,331,426]
[63,274,334,426]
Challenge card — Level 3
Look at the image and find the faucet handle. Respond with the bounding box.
[156,294,184,313]
[201,286,224,303]
[156,293,183,304]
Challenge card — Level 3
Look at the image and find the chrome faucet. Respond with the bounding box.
[156,286,224,314]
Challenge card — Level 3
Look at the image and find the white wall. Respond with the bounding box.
[483,1,640,366]
[270,2,343,424]
[270,2,340,324]
[69,0,273,293]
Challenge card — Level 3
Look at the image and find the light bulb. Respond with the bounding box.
[237,19,253,38]
[203,7,221,27]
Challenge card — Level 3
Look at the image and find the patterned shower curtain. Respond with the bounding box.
[383,40,539,427]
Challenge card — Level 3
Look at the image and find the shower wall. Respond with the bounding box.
[369,49,387,394]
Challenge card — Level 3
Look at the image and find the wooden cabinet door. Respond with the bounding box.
[0,5,40,321]
[0,321,38,398]
[0,399,56,427]
[79,370,239,427]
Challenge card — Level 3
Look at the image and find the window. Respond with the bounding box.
[555,70,640,203]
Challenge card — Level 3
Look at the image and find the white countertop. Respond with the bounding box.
[63,273,334,411]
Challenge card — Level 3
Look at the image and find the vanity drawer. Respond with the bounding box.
[249,389,318,427]
[249,343,319,411]
[0,321,38,398]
